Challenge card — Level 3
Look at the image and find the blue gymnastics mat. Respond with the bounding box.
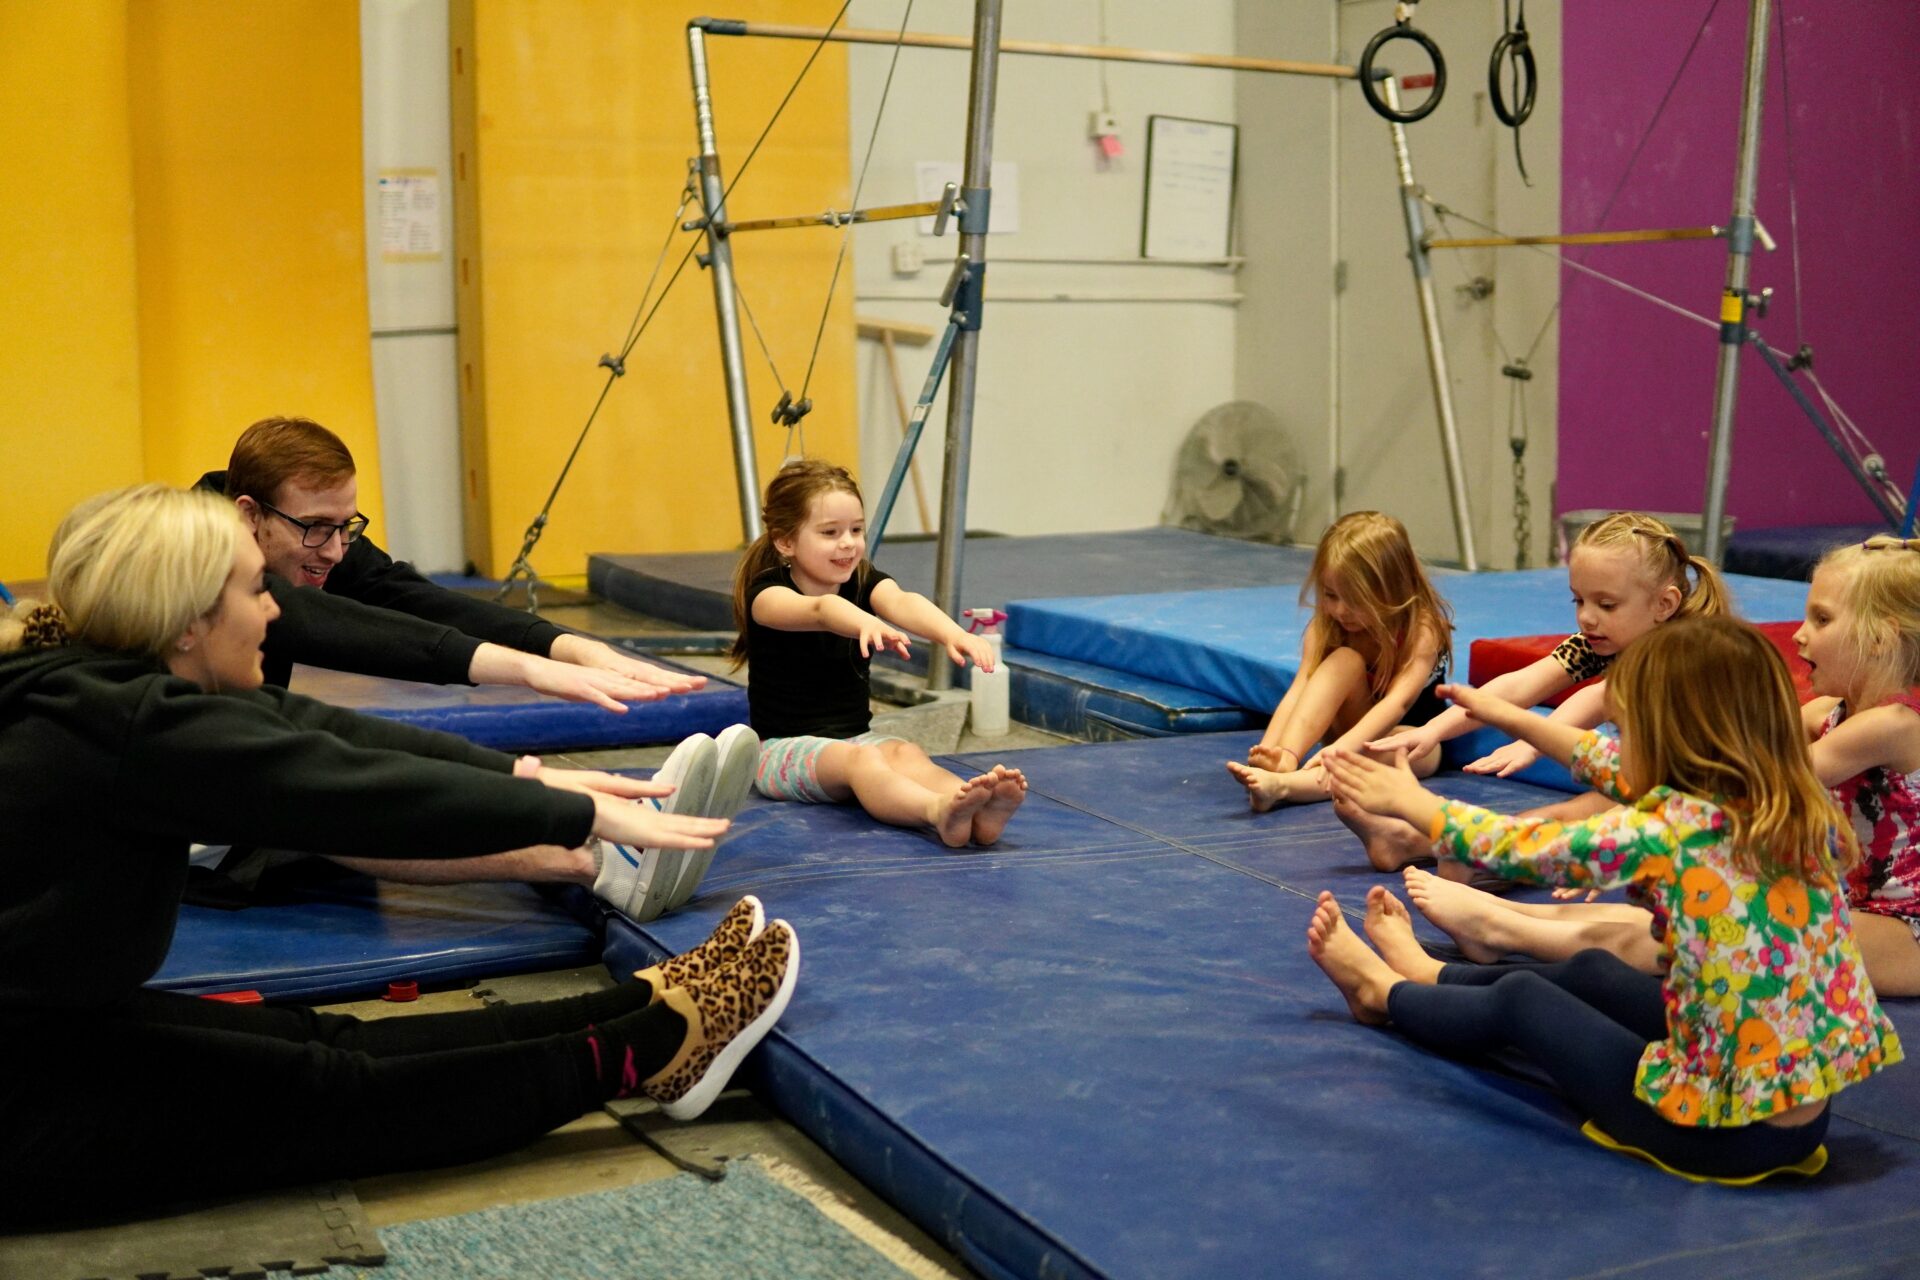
[1726,523,1892,582]
[288,659,748,752]
[1007,569,1814,719]
[152,878,600,1002]
[588,528,1317,631]
[600,731,1920,1280]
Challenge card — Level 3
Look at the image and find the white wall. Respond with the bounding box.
[361,0,463,572]
[843,0,1241,537]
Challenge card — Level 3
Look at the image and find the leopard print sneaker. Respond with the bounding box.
[633,895,766,1002]
[644,919,799,1121]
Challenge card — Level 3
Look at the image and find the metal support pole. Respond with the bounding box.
[1700,0,1772,564]
[927,0,1003,692]
[687,23,763,543]
[1385,78,1479,570]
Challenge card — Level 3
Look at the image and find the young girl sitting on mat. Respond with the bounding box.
[1403,534,1920,996]
[1226,510,1452,814]
[1307,616,1900,1182]
[0,485,798,1226]
[1356,510,1730,873]
[732,459,1026,847]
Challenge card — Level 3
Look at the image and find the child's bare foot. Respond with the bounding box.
[1363,885,1444,984]
[1402,867,1511,964]
[1334,798,1437,871]
[1306,891,1397,1025]
[1226,760,1292,813]
[971,765,1027,845]
[931,774,996,848]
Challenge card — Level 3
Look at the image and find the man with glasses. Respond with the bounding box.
[187,416,721,900]
[197,416,701,704]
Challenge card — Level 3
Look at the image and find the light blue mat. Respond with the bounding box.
[339,1159,913,1280]
[1006,568,1812,715]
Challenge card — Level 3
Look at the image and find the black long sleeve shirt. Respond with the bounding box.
[195,470,566,688]
[0,646,595,1011]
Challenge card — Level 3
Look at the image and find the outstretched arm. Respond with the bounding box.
[1371,653,1576,758]
[750,583,911,659]
[1464,679,1611,776]
[547,633,707,694]
[1436,682,1590,770]
[867,579,996,670]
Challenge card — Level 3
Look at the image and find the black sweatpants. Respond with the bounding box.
[1386,948,1829,1179]
[0,983,685,1226]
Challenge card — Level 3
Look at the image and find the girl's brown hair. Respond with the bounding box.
[730,459,868,664]
[1301,511,1452,696]
[1813,534,1920,709]
[1608,615,1858,879]
[1571,511,1730,620]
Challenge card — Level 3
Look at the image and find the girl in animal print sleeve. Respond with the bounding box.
[1308,616,1900,1181]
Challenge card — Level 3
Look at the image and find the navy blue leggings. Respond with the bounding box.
[1386,949,1828,1179]
[0,983,685,1226]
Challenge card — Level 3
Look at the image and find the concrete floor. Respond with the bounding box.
[341,591,1069,1274]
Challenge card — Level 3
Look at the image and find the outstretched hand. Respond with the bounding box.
[1464,739,1540,777]
[1367,725,1437,759]
[857,618,913,660]
[1435,681,1518,726]
[945,632,997,671]
[590,793,729,851]
[522,655,670,712]
[553,634,708,694]
[1320,747,1431,825]
[516,756,677,801]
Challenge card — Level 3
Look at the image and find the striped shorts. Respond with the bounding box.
[753,732,903,804]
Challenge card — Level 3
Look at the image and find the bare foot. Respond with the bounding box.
[1334,798,1437,871]
[1305,891,1397,1025]
[971,765,1027,845]
[1226,760,1291,813]
[1363,886,1444,984]
[931,774,996,848]
[1402,867,1511,965]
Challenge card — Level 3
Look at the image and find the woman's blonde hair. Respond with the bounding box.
[730,459,868,665]
[1571,511,1730,620]
[1608,615,1858,879]
[0,485,244,659]
[1814,534,1920,709]
[1302,511,1453,696]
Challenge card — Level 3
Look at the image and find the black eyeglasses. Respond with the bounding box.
[257,500,370,549]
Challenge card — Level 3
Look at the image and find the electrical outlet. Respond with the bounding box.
[1088,109,1120,139]
[891,240,924,276]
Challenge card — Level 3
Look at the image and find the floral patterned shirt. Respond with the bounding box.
[1827,691,1920,921]
[1429,731,1903,1127]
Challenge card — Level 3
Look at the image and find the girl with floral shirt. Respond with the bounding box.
[1306,617,1900,1180]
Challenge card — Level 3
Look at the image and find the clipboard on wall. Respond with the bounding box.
[1141,115,1239,261]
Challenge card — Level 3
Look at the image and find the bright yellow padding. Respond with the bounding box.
[1580,1119,1828,1184]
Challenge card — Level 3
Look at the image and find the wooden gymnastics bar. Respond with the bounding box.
[699,20,1358,80]
[1427,226,1722,250]
[703,199,943,236]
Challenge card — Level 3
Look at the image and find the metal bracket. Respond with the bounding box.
[932,182,960,237]
[939,254,973,309]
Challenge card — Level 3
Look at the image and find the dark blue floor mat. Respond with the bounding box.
[600,732,1920,1280]
[289,659,748,751]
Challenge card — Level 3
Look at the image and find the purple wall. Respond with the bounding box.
[1559,1,1920,530]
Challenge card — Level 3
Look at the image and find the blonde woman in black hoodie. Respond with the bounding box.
[0,485,799,1226]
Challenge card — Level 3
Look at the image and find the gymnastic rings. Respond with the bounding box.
[1489,15,1537,127]
[1359,5,1447,125]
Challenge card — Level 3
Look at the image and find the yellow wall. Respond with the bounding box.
[127,0,384,528]
[454,2,858,575]
[0,2,143,583]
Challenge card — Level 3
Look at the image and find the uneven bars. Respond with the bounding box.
[693,18,1357,80]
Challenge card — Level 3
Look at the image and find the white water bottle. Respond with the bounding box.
[962,608,1010,738]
